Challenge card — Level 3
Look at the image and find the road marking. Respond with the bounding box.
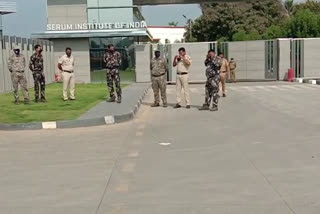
[253,86,272,91]
[110,204,125,214]
[115,183,129,192]
[104,116,115,125]
[42,122,57,129]
[122,163,136,173]
[159,142,171,146]
[128,151,139,158]
[281,85,300,90]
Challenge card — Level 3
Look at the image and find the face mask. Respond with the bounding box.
[155,53,160,58]
[14,50,20,55]
[39,49,43,53]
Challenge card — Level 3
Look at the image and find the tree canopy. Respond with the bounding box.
[186,0,320,42]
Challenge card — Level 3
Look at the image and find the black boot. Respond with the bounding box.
[107,96,116,103]
[199,104,209,111]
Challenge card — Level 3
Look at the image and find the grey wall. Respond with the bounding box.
[135,43,151,83]
[303,39,320,78]
[229,40,266,80]
[52,38,91,83]
[168,42,211,82]
[278,39,291,80]
[47,2,87,25]
[0,36,55,93]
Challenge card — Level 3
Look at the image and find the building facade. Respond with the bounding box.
[33,0,151,83]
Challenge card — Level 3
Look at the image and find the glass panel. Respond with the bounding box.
[90,37,135,83]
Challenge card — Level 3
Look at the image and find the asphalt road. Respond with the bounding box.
[1,82,320,214]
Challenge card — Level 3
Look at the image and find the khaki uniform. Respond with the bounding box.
[151,57,168,105]
[229,60,237,82]
[176,55,192,106]
[219,58,230,95]
[58,54,75,100]
[8,53,30,103]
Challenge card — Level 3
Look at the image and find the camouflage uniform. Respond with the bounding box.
[202,56,222,109]
[104,51,122,101]
[8,53,30,104]
[151,57,168,106]
[29,53,45,101]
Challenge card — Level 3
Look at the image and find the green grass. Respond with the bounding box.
[0,83,126,124]
[91,68,136,83]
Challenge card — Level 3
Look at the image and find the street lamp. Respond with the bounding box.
[183,14,193,41]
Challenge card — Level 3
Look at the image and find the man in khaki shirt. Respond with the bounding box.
[58,47,75,101]
[173,47,192,109]
[218,53,230,97]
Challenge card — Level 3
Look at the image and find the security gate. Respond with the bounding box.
[265,40,278,79]
[291,39,304,78]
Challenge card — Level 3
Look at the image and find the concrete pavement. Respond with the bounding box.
[1,82,320,213]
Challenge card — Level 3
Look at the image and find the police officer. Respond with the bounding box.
[218,52,230,97]
[29,44,46,102]
[150,50,168,107]
[199,50,222,111]
[229,58,237,83]
[104,44,122,103]
[8,45,30,105]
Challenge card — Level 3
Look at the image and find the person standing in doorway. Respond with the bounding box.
[229,58,237,83]
[150,50,168,108]
[8,45,30,105]
[104,44,122,103]
[29,44,46,102]
[199,50,222,111]
[58,47,75,101]
[218,52,230,97]
[173,47,192,109]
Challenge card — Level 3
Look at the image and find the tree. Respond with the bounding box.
[284,0,295,16]
[262,24,286,39]
[232,30,247,41]
[286,9,320,38]
[187,0,288,42]
[168,21,179,27]
[294,0,320,14]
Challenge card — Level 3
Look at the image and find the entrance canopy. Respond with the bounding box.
[134,0,242,5]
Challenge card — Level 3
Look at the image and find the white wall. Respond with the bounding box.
[229,40,266,80]
[278,39,291,80]
[135,44,151,83]
[303,39,320,78]
[148,27,186,44]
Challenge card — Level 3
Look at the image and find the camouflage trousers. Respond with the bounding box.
[106,68,121,98]
[33,71,46,101]
[11,71,30,102]
[205,75,220,107]
[152,75,167,105]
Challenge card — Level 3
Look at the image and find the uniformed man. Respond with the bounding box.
[58,47,75,101]
[229,58,237,83]
[7,45,30,105]
[29,44,46,102]
[150,50,168,108]
[218,52,230,97]
[173,47,192,109]
[104,44,122,103]
[199,50,222,111]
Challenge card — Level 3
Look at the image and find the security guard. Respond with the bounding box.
[150,50,168,107]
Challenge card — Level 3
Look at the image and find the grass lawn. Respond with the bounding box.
[0,83,126,124]
[91,68,136,83]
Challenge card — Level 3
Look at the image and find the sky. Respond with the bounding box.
[2,0,305,37]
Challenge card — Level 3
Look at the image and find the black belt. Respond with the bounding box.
[64,70,74,73]
[152,73,165,77]
[177,72,188,75]
[106,66,119,69]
